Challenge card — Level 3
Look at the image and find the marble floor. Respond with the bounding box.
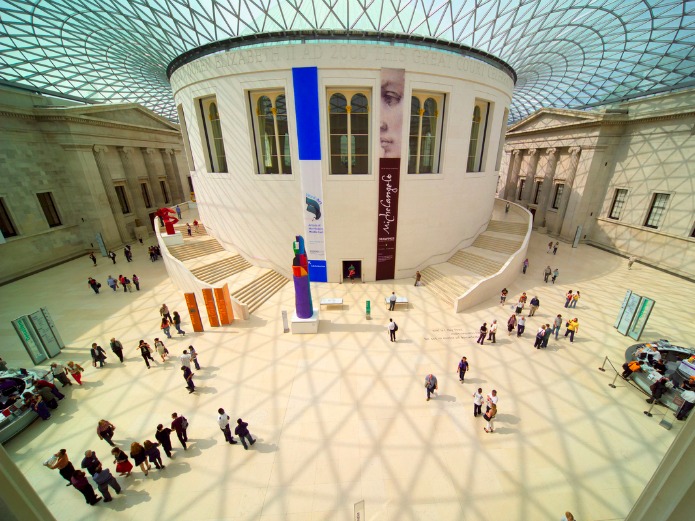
[1,231,692,521]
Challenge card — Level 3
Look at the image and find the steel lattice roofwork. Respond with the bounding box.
[1,0,694,122]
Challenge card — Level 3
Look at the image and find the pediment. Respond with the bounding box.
[509,109,602,134]
[50,104,178,130]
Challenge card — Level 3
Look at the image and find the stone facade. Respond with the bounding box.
[0,88,189,284]
[497,89,695,281]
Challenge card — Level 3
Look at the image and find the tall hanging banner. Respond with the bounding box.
[292,67,327,282]
[376,68,405,280]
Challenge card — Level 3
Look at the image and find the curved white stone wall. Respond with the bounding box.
[171,42,513,282]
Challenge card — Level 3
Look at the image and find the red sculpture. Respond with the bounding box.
[156,207,179,235]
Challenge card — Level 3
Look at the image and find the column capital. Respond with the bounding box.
[93,145,108,153]
[511,149,521,156]
[119,146,135,155]
[163,148,175,155]
[569,146,581,156]
[545,147,558,156]
[527,148,537,156]
[144,148,158,155]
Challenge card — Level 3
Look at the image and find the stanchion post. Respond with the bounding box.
[598,355,608,372]
[609,371,620,388]
[644,401,656,417]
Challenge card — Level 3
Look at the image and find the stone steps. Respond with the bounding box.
[231,270,289,314]
[472,233,523,254]
[190,255,252,285]
[448,250,503,277]
[168,238,224,261]
[419,267,467,306]
[486,220,527,235]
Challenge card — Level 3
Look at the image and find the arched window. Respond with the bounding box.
[328,90,370,174]
[251,91,292,174]
[408,93,444,174]
[209,102,228,172]
[467,99,492,172]
[196,95,228,173]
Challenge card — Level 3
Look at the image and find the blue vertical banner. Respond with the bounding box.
[292,67,327,282]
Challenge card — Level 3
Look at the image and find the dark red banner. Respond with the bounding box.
[376,157,401,280]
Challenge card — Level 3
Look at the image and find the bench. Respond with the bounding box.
[385,297,409,309]
[320,298,344,309]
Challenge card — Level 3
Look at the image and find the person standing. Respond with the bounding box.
[81,450,102,476]
[547,241,553,253]
[457,357,469,383]
[124,244,132,262]
[180,349,192,368]
[70,470,102,505]
[676,388,695,420]
[143,440,165,470]
[515,298,525,315]
[132,274,140,291]
[553,242,559,255]
[160,317,172,339]
[486,390,498,413]
[47,448,76,486]
[627,255,637,269]
[541,324,553,348]
[66,361,84,385]
[507,314,517,335]
[476,323,487,345]
[500,288,508,305]
[109,338,124,363]
[387,318,397,342]
[564,290,574,308]
[424,374,438,401]
[118,274,128,292]
[528,296,540,316]
[217,408,238,445]
[137,340,156,369]
[569,291,580,308]
[388,292,397,311]
[188,345,201,370]
[92,466,121,502]
[50,363,73,387]
[483,404,497,433]
[552,268,559,284]
[534,326,545,349]
[33,378,65,400]
[517,316,526,337]
[111,447,132,477]
[90,343,107,368]
[34,387,58,409]
[543,265,552,283]
[171,412,188,450]
[172,311,186,335]
[522,258,529,274]
[564,318,579,343]
[96,420,116,446]
[235,418,256,450]
[552,314,563,340]
[473,388,484,417]
[154,338,168,362]
[193,219,200,233]
[186,223,192,237]
[182,366,195,393]
[27,393,51,420]
[130,442,151,477]
[108,250,116,264]
[160,303,173,323]
[488,320,498,343]
[175,204,182,219]
[414,271,422,286]
[155,424,174,458]
[89,252,97,266]
[88,277,100,294]
[107,275,118,292]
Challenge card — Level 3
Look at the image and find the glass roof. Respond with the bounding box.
[1,0,694,122]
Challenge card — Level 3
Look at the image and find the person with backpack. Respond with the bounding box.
[171,412,188,450]
[387,318,398,342]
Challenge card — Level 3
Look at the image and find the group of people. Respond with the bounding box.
[105,274,140,292]
[542,265,560,284]
[185,220,201,237]
[217,409,256,449]
[160,303,186,338]
[148,245,162,262]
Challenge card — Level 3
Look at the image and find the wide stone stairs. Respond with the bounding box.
[190,255,252,285]
[231,270,289,315]
[168,238,225,261]
[419,267,467,307]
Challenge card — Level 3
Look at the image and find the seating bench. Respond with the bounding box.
[385,297,409,308]
[320,298,344,308]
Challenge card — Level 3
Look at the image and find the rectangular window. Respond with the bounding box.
[644,193,670,229]
[517,179,525,200]
[249,90,292,174]
[494,109,509,171]
[140,183,152,208]
[195,95,227,173]
[37,192,61,227]
[114,185,131,214]
[0,197,18,238]
[177,104,195,171]
[159,180,170,204]
[609,188,628,220]
[533,181,543,204]
[552,184,564,209]
[467,99,492,172]
[328,89,371,175]
[188,176,194,193]
[408,92,445,174]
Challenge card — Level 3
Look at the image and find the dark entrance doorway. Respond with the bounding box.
[529,207,536,223]
[342,261,362,283]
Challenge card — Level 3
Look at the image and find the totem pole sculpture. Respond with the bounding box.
[292,235,313,318]
[156,207,179,235]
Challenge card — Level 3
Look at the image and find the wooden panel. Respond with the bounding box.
[184,293,204,332]
[202,288,220,327]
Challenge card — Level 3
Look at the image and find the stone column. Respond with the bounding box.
[534,147,558,228]
[161,148,185,204]
[93,145,131,243]
[142,148,166,208]
[0,445,58,521]
[519,148,538,204]
[118,146,151,226]
[503,149,522,200]
[554,146,581,236]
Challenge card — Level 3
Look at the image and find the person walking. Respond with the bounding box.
[193,219,200,233]
[387,318,397,342]
[111,447,132,477]
[517,316,526,337]
[92,466,121,502]
[90,343,107,368]
[564,290,574,308]
[414,271,422,286]
[553,242,559,255]
[217,408,238,445]
[515,298,525,315]
[50,363,73,387]
[89,252,97,266]
[564,318,579,343]
[552,314,563,339]
[124,244,132,262]
[534,326,545,349]
[132,274,140,291]
[47,448,76,486]
[160,303,173,323]
[488,320,498,343]
[189,345,201,370]
[182,365,195,393]
[528,296,540,317]
[88,277,100,294]
[551,268,559,284]
[500,288,508,305]
[66,361,84,385]
[171,412,189,450]
[137,340,156,369]
[388,292,397,311]
[107,275,118,292]
[108,250,116,264]
[547,241,553,253]
[522,258,529,274]
[235,418,256,450]
[172,311,186,335]
[457,357,469,383]
[476,323,487,345]
[483,404,497,433]
[541,324,553,348]
[130,442,151,477]
[543,265,552,283]
[118,274,128,292]
[507,314,517,335]
[155,424,174,458]
[186,223,192,237]
[143,440,165,470]
[160,317,172,339]
[109,338,124,363]
[154,338,168,362]
[424,374,438,401]
[473,388,484,417]
[569,291,580,308]
[70,470,102,505]
[81,450,102,476]
[96,419,116,446]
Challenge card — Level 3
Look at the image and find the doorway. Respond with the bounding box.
[342,261,362,283]
[529,207,536,223]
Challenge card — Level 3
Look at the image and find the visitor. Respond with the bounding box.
[160,303,173,322]
[129,442,151,477]
[517,316,526,336]
[188,345,201,370]
[111,447,132,477]
[544,265,552,283]
[108,250,116,264]
[171,412,189,450]
[473,388,484,417]
[109,338,124,363]
[500,288,508,305]
[553,314,563,339]
[80,450,101,476]
[96,420,116,446]
[132,274,140,291]
[564,290,574,308]
[424,374,438,401]
[46,448,75,486]
[172,311,186,335]
[522,258,529,274]
[564,318,579,343]
[388,292,397,311]
[92,466,121,502]
[483,403,497,433]
[66,361,84,385]
[87,277,100,294]
[181,365,195,393]
[155,424,174,458]
[70,470,102,505]
[143,440,165,470]
[569,291,580,308]
[528,296,540,316]
[551,268,559,284]
[50,362,73,387]
[507,314,517,335]
[160,317,172,339]
[476,323,487,345]
[217,408,238,445]
[106,275,118,291]
[154,338,168,362]
[488,320,498,343]
[457,357,469,383]
[90,343,107,368]
[387,318,397,342]
[138,340,156,369]
[89,252,97,266]
[235,418,256,450]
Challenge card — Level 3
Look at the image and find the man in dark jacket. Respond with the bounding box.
[234,418,256,450]
[81,450,101,475]
[647,377,670,404]
[155,424,173,458]
[171,412,188,450]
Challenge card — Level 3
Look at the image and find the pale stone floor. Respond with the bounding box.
[1,232,693,521]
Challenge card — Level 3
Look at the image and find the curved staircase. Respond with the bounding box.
[190,255,252,284]
[231,271,289,314]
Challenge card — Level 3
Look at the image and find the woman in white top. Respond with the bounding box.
[154,338,167,362]
[473,388,484,417]
[484,404,497,433]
